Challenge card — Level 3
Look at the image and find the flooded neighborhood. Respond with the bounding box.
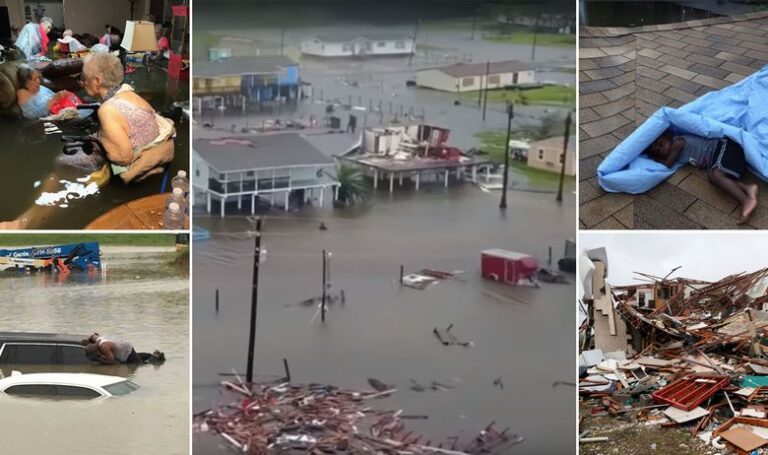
[192,1,576,453]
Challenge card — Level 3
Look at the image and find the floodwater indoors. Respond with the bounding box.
[193,185,577,454]
[0,246,189,455]
[581,1,721,27]
[0,66,189,229]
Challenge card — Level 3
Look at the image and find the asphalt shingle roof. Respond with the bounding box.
[426,60,534,78]
[194,56,297,78]
[193,133,334,173]
[313,33,411,43]
[579,11,768,230]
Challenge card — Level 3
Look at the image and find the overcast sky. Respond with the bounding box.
[579,232,768,286]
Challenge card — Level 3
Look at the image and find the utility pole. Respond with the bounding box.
[556,111,572,203]
[409,19,421,66]
[470,7,477,40]
[482,61,490,122]
[246,217,263,383]
[321,249,327,322]
[531,13,540,61]
[500,103,513,209]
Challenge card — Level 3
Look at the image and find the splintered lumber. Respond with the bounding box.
[195,380,518,454]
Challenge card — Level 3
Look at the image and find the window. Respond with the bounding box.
[103,380,140,396]
[377,41,386,47]
[55,385,102,399]
[59,345,90,365]
[559,152,564,164]
[195,169,200,177]
[0,344,56,364]
[462,77,475,87]
[513,73,518,84]
[489,75,500,85]
[5,384,56,396]
[538,149,544,160]
[219,174,226,180]
[395,41,405,49]
[246,171,254,177]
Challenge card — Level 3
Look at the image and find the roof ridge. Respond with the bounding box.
[580,10,768,38]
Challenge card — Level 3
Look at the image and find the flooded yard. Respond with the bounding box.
[0,68,189,229]
[0,247,189,455]
[195,20,575,154]
[193,185,576,454]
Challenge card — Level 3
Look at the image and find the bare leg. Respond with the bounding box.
[708,168,756,224]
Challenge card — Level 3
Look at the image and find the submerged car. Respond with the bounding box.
[0,332,95,365]
[0,372,139,399]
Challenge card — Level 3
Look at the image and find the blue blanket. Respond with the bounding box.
[597,65,768,194]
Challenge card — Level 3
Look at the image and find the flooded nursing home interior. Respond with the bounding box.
[0,0,190,230]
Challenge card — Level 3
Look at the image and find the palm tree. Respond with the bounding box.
[333,164,370,207]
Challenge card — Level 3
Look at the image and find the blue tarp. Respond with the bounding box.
[597,66,768,194]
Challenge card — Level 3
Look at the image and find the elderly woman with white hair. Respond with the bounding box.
[14,16,54,60]
[81,52,175,183]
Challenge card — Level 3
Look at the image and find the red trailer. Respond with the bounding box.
[481,249,539,285]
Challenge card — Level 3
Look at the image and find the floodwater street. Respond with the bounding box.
[194,186,576,453]
[0,246,189,455]
[193,2,576,453]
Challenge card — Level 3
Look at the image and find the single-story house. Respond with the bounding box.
[497,13,575,34]
[415,60,535,93]
[193,55,299,109]
[193,133,339,216]
[301,33,413,57]
[526,136,576,176]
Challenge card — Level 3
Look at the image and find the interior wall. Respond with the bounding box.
[0,0,25,28]
[25,1,64,29]
[63,0,147,36]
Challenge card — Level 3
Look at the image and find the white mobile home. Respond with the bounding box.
[526,136,576,176]
[415,60,536,93]
[301,34,413,57]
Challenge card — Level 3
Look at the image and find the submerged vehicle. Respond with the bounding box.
[0,372,139,399]
[0,332,95,365]
[0,242,101,272]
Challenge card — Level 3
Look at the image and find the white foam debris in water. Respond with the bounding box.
[35,180,99,206]
[76,176,91,183]
[33,180,41,188]
[59,204,68,208]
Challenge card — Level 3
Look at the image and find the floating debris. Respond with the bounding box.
[194,378,522,454]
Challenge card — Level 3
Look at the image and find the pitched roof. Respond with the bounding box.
[530,136,576,152]
[430,60,534,78]
[194,55,297,78]
[313,33,411,43]
[193,133,334,173]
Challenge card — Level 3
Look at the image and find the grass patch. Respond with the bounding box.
[460,85,575,107]
[485,31,575,47]
[474,131,572,185]
[421,18,494,30]
[0,234,179,247]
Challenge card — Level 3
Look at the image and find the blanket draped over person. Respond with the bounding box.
[597,65,768,194]
[15,22,49,60]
